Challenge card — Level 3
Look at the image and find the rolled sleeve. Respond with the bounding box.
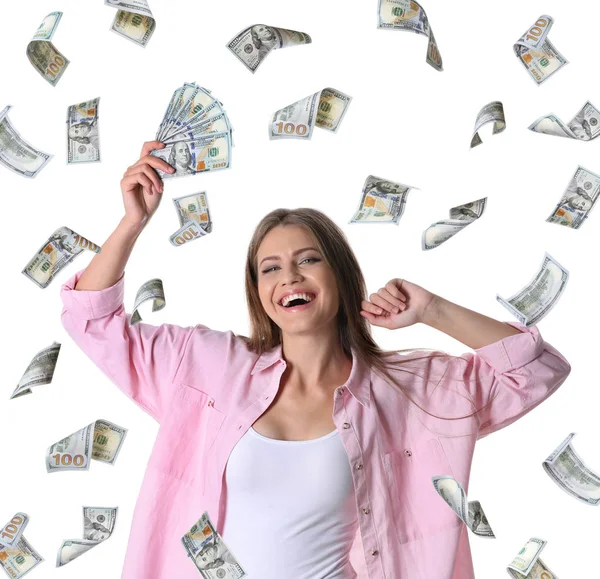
[453,321,571,439]
[60,269,125,320]
[60,268,196,422]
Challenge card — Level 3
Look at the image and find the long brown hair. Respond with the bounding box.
[243,208,487,422]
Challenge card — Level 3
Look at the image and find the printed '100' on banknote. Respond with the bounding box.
[26,11,70,86]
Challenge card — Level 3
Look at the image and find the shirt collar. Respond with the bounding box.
[251,344,371,409]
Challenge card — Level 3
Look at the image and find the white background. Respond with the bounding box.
[1,0,598,577]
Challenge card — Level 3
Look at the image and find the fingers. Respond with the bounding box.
[369,291,406,315]
[126,165,163,193]
[133,154,174,174]
[360,309,393,329]
[386,280,407,301]
[361,299,384,316]
[122,173,155,196]
[140,140,165,158]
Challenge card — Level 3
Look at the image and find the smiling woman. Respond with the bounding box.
[59,142,571,579]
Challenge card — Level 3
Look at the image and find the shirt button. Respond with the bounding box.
[265,396,269,400]
[362,507,371,515]
[404,449,412,457]
[238,425,242,430]
[337,387,345,396]
[370,549,379,557]
[343,422,350,429]
[355,463,363,470]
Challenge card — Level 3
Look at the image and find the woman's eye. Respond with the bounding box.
[301,257,320,264]
[262,266,278,273]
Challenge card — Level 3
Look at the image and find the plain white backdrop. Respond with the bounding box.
[1,0,598,576]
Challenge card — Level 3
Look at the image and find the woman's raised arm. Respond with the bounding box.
[75,140,174,290]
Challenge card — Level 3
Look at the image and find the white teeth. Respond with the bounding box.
[280,292,315,307]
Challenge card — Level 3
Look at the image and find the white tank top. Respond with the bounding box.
[221,425,359,579]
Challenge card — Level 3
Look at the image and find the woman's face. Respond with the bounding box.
[256,225,340,338]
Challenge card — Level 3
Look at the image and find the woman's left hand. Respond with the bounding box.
[360,278,438,330]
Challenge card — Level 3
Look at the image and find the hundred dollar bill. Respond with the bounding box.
[151,132,231,178]
[507,558,558,579]
[46,419,128,473]
[506,538,552,578]
[22,226,101,289]
[432,475,495,537]
[546,166,600,229]
[0,106,52,178]
[56,507,118,567]
[422,198,486,250]
[0,513,29,548]
[0,536,44,578]
[182,511,246,578]
[270,87,352,140]
[131,278,165,325]
[166,111,234,146]
[67,97,101,164]
[496,252,568,326]
[169,192,212,246]
[227,25,311,73]
[349,175,415,224]
[471,102,506,148]
[529,101,600,141]
[11,342,61,400]
[543,432,600,505]
[377,0,442,71]
[26,12,69,86]
[514,15,567,85]
[105,0,155,47]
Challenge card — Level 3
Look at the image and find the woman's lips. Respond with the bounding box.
[278,296,317,312]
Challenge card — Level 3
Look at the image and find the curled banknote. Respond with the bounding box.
[513,15,567,85]
[496,252,568,326]
[270,87,352,140]
[0,513,30,548]
[22,226,101,289]
[11,342,61,400]
[67,97,101,164]
[170,192,212,247]
[530,102,600,141]
[46,419,128,473]
[422,198,486,250]
[56,507,118,567]
[0,536,44,578]
[377,0,442,71]
[131,278,165,325]
[432,475,495,538]
[182,511,246,578]
[349,175,416,224]
[0,106,52,178]
[227,25,311,73]
[471,102,506,148]
[543,433,600,506]
[506,538,558,579]
[26,11,69,86]
[546,166,600,229]
[105,0,155,47]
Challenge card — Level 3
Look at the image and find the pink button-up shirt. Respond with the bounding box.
[60,268,571,579]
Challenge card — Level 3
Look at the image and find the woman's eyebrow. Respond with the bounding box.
[259,246,320,266]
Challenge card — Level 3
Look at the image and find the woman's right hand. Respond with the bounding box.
[120,141,175,227]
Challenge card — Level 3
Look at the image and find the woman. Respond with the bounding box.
[60,142,571,579]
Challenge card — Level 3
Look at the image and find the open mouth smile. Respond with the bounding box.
[277,292,317,311]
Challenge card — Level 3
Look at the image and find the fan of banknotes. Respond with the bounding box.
[150,82,233,179]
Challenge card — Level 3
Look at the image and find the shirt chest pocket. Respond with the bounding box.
[383,438,461,543]
[148,383,226,488]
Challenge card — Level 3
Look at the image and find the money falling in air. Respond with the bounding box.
[470,102,506,148]
[529,101,600,141]
[270,88,352,140]
[56,507,118,567]
[26,12,69,86]
[10,342,61,400]
[377,0,442,71]
[170,192,212,247]
[105,0,156,47]
[513,15,567,85]
[0,106,52,178]
[67,98,101,164]
[227,25,311,73]
[131,279,165,325]
[496,252,569,326]
[349,175,416,225]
